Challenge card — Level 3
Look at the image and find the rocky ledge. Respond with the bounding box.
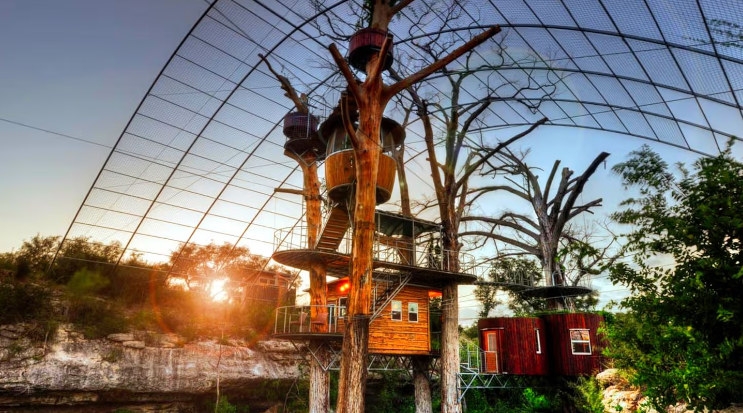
[0,324,302,412]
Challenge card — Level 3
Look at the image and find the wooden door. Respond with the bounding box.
[483,330,503,373]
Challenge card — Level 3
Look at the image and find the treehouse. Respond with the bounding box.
[272,210,476,356]
[282,112,326,158]
[348,28,394,73]
[275,278,441,355]
[476,313,606,377]
[476,317,549,375]
[320,114,405,204]
[542,313,606,376]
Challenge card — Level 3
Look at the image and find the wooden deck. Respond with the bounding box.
[273,248,478,285]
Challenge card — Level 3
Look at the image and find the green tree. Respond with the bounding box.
[606,144,743,410]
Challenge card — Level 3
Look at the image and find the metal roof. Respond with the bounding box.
[52,0,743,278]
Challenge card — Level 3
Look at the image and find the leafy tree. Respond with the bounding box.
[606,144,743,410]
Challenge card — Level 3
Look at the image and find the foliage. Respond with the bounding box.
[474,257,601,316]
[66,268,109,295]
[0,280,57,341]
[463,388,559,413]
[66,296,128,339]
[570,377,606,413]
[213,397,248,413]
[606,144,743,410]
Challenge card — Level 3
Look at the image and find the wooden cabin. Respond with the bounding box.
[477,313,605,376]
[272,211,474,356]
[325,278,439,355]
[320,114,404,204]
[542,313,606,376]
[477,317,549,375]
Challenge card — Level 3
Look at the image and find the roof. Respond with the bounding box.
[51,0,743,280]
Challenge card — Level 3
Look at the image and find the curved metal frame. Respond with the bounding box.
[51,0,743,286]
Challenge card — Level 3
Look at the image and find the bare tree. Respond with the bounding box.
[460,148,611,309]
[323,1,500,411]
[259,54,330,413]
[386,20,560,412]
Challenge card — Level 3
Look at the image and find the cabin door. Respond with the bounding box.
[483,329,503,373]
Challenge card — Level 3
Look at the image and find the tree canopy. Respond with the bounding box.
[606,144,743,410]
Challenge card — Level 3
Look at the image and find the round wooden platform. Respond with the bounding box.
[472,281,531,291]
[272,248,478,285]
[517,285,593,298]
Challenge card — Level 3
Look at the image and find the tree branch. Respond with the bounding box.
[258,54,308,113]
[389,0,417,17]
[459,230,539,255]
[384,26,501,100]
[328,44,362,103]
[455,117,547,192]
[461,216,540,241]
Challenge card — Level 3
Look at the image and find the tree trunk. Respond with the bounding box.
[412,356,433,413]
[336,80,384,413]
[441,280,460,413]
[309,339,330,413]
[292,152,330,413]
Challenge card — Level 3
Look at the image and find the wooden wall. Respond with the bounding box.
[542,313,606,376]
[327,281,431,355]
[325,151,396,204]
[477,318,549,375]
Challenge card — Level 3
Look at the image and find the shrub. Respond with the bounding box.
[67,296,128,339]
[571,377,606,413]
[66,268,109,295]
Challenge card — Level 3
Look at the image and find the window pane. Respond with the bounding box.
[572,342,591,354]
[392,301,402,320]
[409,312,418,322]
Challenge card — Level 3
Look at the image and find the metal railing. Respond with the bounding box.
[274,305,346,335]
[274,225,478,275]
[460,341,504,374]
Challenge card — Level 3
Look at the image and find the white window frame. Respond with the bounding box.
[569,329,592,355]
[391,300,402,321]
[408,302,419,322]
[535,329,541,354]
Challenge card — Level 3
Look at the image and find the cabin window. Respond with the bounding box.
[338,297,347,318]
[570,329,592,355]
[391,300,402,321]
[535,329,541,354]
[259,278,268,285]
[408,302,419,322]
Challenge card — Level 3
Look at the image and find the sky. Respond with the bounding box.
[0,0,732,322]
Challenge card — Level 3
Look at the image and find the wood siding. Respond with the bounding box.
[325,151,396,204]
[542,313,606,376]
[327,282,431,355]
[478,318,549,375]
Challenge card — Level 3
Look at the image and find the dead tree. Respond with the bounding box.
[460,148,610,309]
[324,1,500,411]
[386,22,559,411]
[259,54,329,413]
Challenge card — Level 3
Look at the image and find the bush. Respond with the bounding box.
[571,377,606,413]
[67,296,128,339]
[66,268,109,295]
[0,280,57,342]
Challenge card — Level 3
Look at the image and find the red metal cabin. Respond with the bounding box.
[477,317,549,375]
[542,313,606,376]
[478,313,606,376]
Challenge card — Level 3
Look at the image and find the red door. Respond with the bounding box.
[483,329,503,373]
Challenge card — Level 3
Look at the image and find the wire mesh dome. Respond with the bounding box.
[51,0,743,288]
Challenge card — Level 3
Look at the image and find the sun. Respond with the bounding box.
[209,278,229,302]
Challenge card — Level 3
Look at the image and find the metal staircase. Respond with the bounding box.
[315,206,350,251]
[370,271,412,322]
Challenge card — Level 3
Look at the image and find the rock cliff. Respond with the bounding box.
[0,324,302,412]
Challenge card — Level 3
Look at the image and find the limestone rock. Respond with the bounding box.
[0,325,302,410]
[107,333,135,342]
[122,340,145,349]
